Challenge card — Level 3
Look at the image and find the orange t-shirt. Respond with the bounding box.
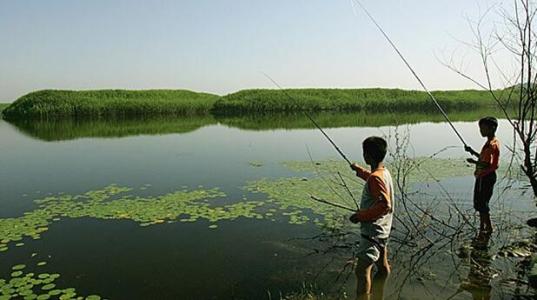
[355,166,392,221]
[476,137,500,177]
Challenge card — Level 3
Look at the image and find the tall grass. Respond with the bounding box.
[2,90,220,120]
[212,88,497,113]
[0,103,9,116]
[2,88,507,120]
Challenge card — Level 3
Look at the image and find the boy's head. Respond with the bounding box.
[478,116,498,137]
[362,136,387,165]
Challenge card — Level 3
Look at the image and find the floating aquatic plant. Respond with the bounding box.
[0,263,100,300]
[0,158,476,256]
[0,185,264,253]
[247,158,474,227]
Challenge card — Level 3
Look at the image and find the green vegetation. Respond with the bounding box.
[2,90,219,120]
[0,185,266,254]
[0,158,472,255]
[246,158,473,228]
[0,262,100,299]
[1,87,508,120]
[0,103,9,117]
[213,88,497,113]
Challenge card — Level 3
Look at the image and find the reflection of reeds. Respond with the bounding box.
[9,115,217,141]
[215,109,504,131]
[7,109,504,142]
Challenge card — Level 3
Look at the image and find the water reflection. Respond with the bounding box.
[461,232,494,300]
[6,109,499,141]
[1,108,532,299]
[8,115,217,141]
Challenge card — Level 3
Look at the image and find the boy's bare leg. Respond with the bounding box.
[479,214,486,232]
[483,213,493,233]
[355,260,373,300]
[376,246,391,276]
[372,247,391,300]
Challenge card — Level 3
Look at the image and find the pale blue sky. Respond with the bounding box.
[0,0,509,101]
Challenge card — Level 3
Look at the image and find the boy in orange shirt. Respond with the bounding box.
[349,136,393,300]
[465,117,500,233]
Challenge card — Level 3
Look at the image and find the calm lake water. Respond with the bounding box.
[0,114,535,299]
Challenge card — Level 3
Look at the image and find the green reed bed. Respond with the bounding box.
[2,88,509,120]
[212,88,497,113]
[0,103,9,116]
[2,90,220,120]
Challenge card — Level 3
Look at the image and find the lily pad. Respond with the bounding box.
[11,271,23,277]
[42,283,56,290]
[12,264,26,271]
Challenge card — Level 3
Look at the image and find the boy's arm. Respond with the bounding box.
[355,175,391,222]
[350,163,370,181]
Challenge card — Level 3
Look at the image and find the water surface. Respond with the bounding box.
[0,113,534,299]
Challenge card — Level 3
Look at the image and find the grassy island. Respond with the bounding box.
[1,90,219,120]
[1,88,502,120]
[212,88,495,114]
[0,103,9,115]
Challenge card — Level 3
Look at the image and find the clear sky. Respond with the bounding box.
[0,0,510,101]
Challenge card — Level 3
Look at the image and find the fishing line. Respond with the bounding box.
[262,72,353,165]
[350,0,468,147]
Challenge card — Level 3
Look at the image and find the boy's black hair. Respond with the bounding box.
[362,136,387,163]
[479,116,498,131]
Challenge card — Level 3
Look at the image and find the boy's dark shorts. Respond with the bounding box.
[473,172,496,214]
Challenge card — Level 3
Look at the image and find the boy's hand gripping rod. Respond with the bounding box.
[352,0,468,148]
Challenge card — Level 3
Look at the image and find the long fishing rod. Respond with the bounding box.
[310,195,355,212]
[352,0,468,147]
[262,73,353,165]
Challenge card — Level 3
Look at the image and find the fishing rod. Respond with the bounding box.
[352,0,468,147]
[262,72,353,165]
[310,195,355,212]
